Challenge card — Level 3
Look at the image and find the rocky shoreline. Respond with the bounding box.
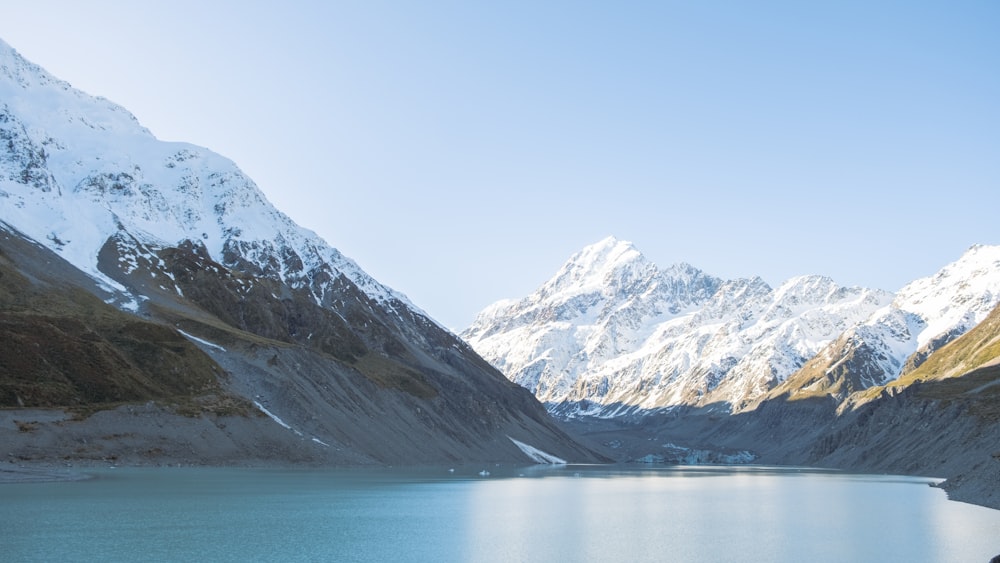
[558,395,1000,512]
[4,403,998,517]
[6,394,997,526]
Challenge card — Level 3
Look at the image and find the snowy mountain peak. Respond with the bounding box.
[0,36,418,317]
[538,236,648,298]
[662,261,703,279]
[463,239,911,416]
[776,274,836,293]
[0,38,65,90]
[0,39,152,140]
[586,234,630,252]
[535,237,722,311]
[896,244,1000,309]
[770,275,852,312]
[883,243,1000,359]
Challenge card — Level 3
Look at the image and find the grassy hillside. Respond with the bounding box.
[899,303,1000,384]
[0,230,238,413]
[847,303,1000,421]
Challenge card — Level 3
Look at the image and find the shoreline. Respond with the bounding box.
[0,464,94,484]
[4,458,996,515]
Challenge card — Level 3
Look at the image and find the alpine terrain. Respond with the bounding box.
[0,37,601,467]
[465,237,1000,416]
[465,237,1000,509]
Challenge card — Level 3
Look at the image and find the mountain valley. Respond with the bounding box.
[2,33,998,514]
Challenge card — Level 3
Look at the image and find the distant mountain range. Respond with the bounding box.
[0,37,599,466]
[463,236,1000,416]
[463,237,1000,509]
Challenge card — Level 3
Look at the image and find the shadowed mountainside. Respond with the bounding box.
[0,35,603,468]
[1,222,603,467]
[0,225,243,415]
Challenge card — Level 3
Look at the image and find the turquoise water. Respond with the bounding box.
[2,465,999,562]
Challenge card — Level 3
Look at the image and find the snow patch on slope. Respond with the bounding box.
[177,329,227,352]
[508,437,567,465]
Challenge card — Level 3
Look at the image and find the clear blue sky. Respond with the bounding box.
[3,1,998,330]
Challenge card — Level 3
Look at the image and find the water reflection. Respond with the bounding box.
[2,465,998,562]
[460,466,999,563]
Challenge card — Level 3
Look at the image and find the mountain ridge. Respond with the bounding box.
[761,243,1000,407]
[464,237,1000,416]
[1,37,417,318]
[0,36,601,466]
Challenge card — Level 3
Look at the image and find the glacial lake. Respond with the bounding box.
[3,465,999,562]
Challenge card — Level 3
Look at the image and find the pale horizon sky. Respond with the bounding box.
[3,1,998,330]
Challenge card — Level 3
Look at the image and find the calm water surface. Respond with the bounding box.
[3,465,999,562]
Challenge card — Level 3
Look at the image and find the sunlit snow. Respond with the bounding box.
[465,238,1000,416]
[0,38,426,323]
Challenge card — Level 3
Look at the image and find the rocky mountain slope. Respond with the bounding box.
[0,224,238,414]
[765,243,1000,405]
[0,37,600,466]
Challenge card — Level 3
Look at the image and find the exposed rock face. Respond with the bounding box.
[0,38,601,466]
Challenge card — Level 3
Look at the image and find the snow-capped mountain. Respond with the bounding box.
[463,237,722,407]
[0,37,600,465]
[772,243,1000,402]
[0,38,406,315]
[462,236,894,416]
